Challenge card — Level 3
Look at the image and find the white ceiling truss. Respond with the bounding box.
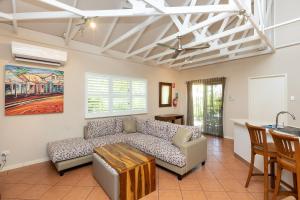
[0,0,277,70]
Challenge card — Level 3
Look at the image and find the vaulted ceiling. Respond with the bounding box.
[0,0,274,70]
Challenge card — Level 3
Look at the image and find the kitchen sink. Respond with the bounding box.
[263,125,300,137]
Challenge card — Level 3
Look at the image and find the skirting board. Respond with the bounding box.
[0,157,49,172]
[224,136,233,140]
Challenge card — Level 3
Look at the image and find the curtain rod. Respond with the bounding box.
[186,76,226,84]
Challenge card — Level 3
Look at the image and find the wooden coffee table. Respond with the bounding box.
[93,143,156,200]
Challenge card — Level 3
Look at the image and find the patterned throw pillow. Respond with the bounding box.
[86,118,116,139]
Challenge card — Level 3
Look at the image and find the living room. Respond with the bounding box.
[0,0,300,200]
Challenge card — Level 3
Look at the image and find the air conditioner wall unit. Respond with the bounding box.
[11,41,67,66]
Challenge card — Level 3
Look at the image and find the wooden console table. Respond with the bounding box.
[155,114,184,125]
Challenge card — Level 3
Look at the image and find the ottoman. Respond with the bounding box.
[93,153,119,200]
[93,143,156,200]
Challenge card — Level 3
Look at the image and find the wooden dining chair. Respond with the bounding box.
[269,130,300,199]
[245,123,277,200]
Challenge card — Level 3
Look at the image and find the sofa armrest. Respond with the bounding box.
[179,136,207,170]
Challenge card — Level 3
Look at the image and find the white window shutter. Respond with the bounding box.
[86,73,147,118]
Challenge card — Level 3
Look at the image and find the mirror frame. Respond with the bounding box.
[159,82,172,107]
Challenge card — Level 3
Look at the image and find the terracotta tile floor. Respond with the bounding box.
[0,136,290,200]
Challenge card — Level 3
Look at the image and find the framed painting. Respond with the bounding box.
[4,65,64,116]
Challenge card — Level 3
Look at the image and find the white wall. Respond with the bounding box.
[0,34,180,170]
[178,45,300,139]
[177,0,300,139]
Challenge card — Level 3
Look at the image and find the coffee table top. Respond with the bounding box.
[94,143,155,174]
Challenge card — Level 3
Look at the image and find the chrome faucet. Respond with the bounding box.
[275,111,296,128]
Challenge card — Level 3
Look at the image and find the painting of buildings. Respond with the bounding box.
[5,65,64,116]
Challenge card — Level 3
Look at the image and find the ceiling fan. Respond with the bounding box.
[157,36,210,59]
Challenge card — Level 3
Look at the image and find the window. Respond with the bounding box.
[85,73,147,118]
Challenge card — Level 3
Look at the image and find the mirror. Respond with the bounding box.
[159,82,172,107]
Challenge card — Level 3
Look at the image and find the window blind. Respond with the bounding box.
[86,73,147,118]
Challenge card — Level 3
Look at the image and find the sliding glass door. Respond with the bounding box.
[191,79,225,137]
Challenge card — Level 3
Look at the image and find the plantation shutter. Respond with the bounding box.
[86,73,147,118]
[86,74,110,117]
[112,79,131,112]
[132,80,147,111]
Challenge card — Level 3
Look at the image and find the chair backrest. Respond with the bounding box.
[245,123,268,153]
[269,130,300,168]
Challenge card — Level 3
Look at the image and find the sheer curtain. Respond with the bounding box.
[186,77,226,137]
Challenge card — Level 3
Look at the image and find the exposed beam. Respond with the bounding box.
[172,37,261,67]
[183,0,197,29]
[232,0,275,51]
[161,34,259,66]
[0,12,13,20]
[165,0,215,63]
[86,5,238,16]
[101,16,161,52]
[265,17,300,31]
[226,17,243,43]
[38,0,85,17]
[167,0,199,38]
[234,29,251,50]
[256,0,264,29]
[10,5,238,20]
[102,17,119,48]
[127,13,233,58]
[143,21,173,58]
[128,0,147,9]
[64,0,79,45]
[181,47,271,70]
[0,23,154,68]
[68,26,81,42]
[201,0,221,36]
[145,23,252,61]
[170,15,183,31]
[142,0,165,12]
[126,28,146,54]
[11,0,18,33]
[265,0,273,26]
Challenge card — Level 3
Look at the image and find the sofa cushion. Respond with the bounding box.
[115,117,123,134]
[48,137,93,163]
[147,120,174,141]
[172,128,192,148]
[125,133,186,167]
[135,117,149,135]
[123,118,137,133]
[86,118,116,139]
[89,134,127,148]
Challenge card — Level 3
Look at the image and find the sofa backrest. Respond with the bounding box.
[146,120,174,141]
[84,117,202,141]
[85,118,117,139]
[146,120,202,141]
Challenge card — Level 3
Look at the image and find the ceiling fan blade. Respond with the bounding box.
[172,50,181,59]
[184,44,210,51]
[157,43,176,50]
